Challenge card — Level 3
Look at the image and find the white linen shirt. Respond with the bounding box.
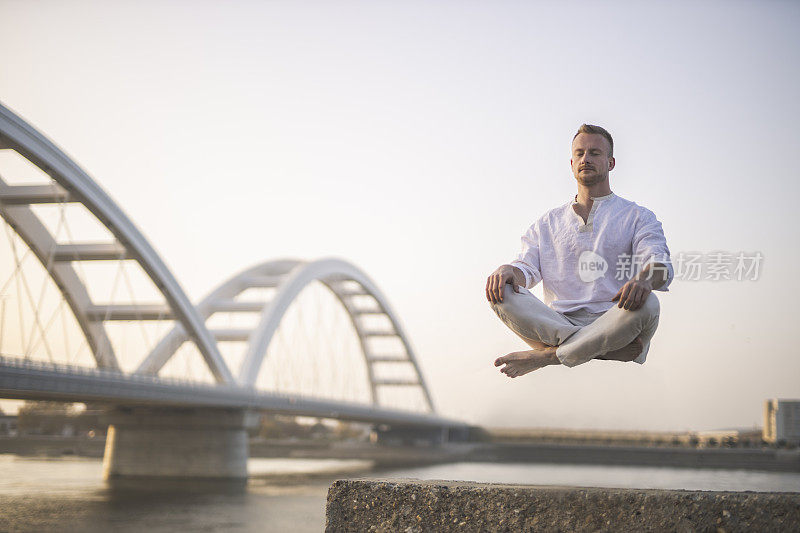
[509,192,673,315]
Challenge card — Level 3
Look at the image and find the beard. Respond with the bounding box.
[575,169,608,186]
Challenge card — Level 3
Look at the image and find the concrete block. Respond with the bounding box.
[326,479,800,532]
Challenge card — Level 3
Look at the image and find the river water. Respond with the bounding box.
[1,454,798,532]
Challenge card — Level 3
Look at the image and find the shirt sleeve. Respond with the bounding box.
[632,208,674,292]
[509,220,543,289]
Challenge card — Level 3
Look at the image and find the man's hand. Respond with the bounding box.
[486,265,524,304]
[612,278,652,310]
[612,262,668,310]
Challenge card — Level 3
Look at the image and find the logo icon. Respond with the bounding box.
[578,250,608,282]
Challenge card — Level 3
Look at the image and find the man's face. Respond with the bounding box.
[570,133,615,187]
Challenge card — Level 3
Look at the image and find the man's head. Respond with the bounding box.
[571,124,615,187]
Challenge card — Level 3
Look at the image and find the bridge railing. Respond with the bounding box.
[0,354,357,406]
[0,354,239,391]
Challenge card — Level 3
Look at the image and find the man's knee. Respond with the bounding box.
[488,284,518,311]
[489,285,533,325]
[642,292,660,317]
[615,292,659,322]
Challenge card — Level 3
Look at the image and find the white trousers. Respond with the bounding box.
[490,285,660,367]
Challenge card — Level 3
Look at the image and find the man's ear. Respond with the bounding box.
[608,157,616,171]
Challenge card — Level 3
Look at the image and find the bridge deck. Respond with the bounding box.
[0,357,463,429]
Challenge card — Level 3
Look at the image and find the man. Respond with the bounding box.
[486,124,673,378]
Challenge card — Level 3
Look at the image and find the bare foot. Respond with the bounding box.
[596,336,644,362]
[494,348,559,378]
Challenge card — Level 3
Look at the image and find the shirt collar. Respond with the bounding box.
[572,191,615,204]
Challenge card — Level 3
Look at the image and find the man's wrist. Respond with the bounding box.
[502,264,525,287]
[636,262,668,290]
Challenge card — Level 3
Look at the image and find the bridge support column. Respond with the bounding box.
[102,406,250,485]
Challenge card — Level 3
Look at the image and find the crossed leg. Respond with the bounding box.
[490,285,659,377]
[495,337,648,377]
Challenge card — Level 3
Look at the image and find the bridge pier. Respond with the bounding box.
[102,406,251,486]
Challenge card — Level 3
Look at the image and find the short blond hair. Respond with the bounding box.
[573,124,613,157]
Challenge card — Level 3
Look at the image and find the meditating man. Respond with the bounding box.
[486,124,673,378]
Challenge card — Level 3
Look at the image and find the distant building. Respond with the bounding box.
[0,414,18,436]
[15,402,106,437]
[763,399,800,445]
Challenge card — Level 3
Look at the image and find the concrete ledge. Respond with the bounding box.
[326,479,800,532]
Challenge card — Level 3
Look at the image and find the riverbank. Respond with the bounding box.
[473,441,800,473]
[2,436,798,472]
[326,479,800,532]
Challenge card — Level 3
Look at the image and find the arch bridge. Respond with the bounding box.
[0,102,466,481]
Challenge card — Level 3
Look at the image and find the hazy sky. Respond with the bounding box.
[1,0,799,431]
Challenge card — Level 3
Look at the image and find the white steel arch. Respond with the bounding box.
[0,102,234,383]
[138,258,436,413]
